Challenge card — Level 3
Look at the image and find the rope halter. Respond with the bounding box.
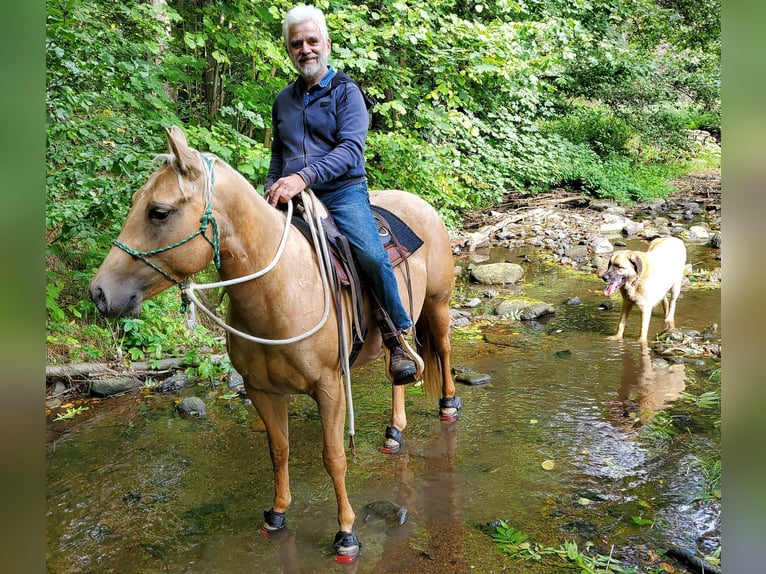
[112,153,221,310]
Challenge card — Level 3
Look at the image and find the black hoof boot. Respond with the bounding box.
[439,396,462,421]
[260,508,286,535]
[379,425,403,454]
[333,530,361,563]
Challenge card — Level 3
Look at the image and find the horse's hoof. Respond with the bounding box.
[439,396,462,421]
[333,530,361,563]
[259,508,286,536]
[379,425,402,454]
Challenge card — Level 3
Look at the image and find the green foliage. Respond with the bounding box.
[54,405,90,421]
[490,521,636,573]
[547,107,634,158]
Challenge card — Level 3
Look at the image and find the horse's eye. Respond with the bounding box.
[148,207,171,221]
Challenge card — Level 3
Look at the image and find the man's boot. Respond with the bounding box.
[383,332,425,385]
[375,308,424,385]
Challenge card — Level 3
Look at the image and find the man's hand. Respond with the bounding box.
[266,174,307,206]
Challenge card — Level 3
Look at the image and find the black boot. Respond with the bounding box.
[385,339,418,385]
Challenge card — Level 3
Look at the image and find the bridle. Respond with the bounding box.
[113,153,221,307]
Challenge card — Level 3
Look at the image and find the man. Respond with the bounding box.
[265,5,421,384]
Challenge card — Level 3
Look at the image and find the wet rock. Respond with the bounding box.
[227,369,244,389]
[554,349,572,358]
[565,245,589,261]
[470,262,524,285]
[362,500,408,527]
[495,297,555,320]
[176,397,206,418]
[90,377,140,397]
[566,297,581,305]
[710,232,721,248]
[599,300,614,310]
[158,374,189,393]
[450,309,472,328]
[463,297,482,308]
[453,367,491,386]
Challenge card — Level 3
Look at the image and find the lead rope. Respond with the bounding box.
[301,191,356,460]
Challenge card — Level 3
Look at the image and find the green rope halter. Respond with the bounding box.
[113,154,221,311]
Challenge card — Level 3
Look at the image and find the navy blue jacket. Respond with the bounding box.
[266,68,368,195]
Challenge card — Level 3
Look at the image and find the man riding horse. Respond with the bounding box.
[264,4,423,385]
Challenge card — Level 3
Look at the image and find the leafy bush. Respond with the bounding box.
[548,106,635,158]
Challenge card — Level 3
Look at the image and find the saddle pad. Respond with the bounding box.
[371,205,424,260]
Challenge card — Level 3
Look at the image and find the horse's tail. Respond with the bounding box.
[415,313,443,398]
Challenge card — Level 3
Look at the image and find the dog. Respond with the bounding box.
[600,236,686,342]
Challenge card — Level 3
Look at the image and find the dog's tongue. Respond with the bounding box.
[604,282,620,297]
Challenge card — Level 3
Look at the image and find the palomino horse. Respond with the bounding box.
[89,126,459,560]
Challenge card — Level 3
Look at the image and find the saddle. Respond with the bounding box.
[291,204,424,367]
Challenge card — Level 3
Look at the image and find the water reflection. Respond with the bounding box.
[611,341,687,429]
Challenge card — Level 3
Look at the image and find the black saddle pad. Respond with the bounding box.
[371,205,424,255]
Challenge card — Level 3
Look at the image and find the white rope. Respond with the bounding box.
[180,165,356,444]
[182,192,332,345]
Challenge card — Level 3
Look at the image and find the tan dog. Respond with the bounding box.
[600,236,686,342]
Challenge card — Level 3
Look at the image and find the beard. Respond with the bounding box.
[290,51,329,83]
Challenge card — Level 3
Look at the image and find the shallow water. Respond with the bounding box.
[46,243,721,573]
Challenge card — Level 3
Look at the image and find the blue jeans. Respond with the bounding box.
[319,182,413,332]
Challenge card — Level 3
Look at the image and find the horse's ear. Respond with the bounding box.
[165,126,202,178]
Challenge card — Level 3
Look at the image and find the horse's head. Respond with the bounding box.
[89,126,220,317]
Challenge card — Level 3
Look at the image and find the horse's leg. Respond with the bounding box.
[249,389,292,532]
[423,298,460,421]
[381,385,407,454]
[315,389,361,560]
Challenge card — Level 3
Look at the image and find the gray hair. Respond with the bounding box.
[282,5,329,47]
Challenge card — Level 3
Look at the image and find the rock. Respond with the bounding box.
[463,298,482,308]
[227,369,244,389]
[158,374,189,393]
[686,225,711,241]
[362,500,408,527]
[450,309,472,328]
[90,377,140,397]
[565,245,589,261]
[710,232,721,248]
[470,262,524,285]
[566,297,581,306]
[495,297,555,320]
[588,235,614,255]
[599,213,628,233]
[176,397,206,418]
[453,368,491,386]
[622,219,643,237]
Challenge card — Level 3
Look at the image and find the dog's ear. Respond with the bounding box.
[629,253,644,276]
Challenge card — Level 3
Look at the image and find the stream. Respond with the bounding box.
[46,242,721,573]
